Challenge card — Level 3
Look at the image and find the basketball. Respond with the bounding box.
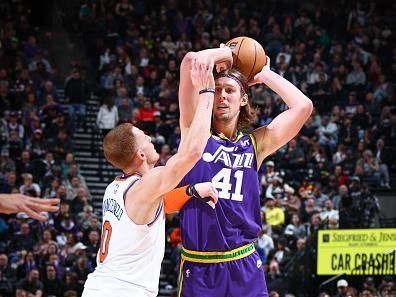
[225,36,267,81]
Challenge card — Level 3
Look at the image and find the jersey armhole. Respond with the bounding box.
[147,200,164,227]
[248,133,259,171]
[122,178,141,202]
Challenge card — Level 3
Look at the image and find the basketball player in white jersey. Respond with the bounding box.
[82,57,218,297]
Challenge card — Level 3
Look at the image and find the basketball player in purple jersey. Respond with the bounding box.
[176,46,313,296]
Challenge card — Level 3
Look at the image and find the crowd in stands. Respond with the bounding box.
[0,0,395,296]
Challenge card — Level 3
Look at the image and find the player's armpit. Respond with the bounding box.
[163,186,191,214]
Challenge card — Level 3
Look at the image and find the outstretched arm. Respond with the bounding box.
[127,58,217,223]
[163,182,218,214]
[0,194,60,221]
[251,58,313,167]
[178,47,232,135]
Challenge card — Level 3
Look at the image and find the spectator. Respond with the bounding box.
[318,115,338,154]
[0,253,13,296]
[96,94,119,137]
[16,250,38,280]
[70,187,90,217]
[5,111,25,158]
[256,228,274,263]
[64,68,89,130]
[333,279,349,297]
[50,129,74,160]
[0,148,15,174]
[374,138,391,188]
[285,213,307,239]
[9,222,35,252]
[264,197,285,231]
[17,268,43,296]
[43,263,64,297]
[320,199,339,228]
[356,150,380,186]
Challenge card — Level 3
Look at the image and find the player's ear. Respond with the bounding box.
[136,149,146,161]
[240,94,248,106]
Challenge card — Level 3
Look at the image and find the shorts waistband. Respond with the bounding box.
[181,243,255,263]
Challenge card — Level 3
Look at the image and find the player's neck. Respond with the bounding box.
[123,162,151,177]
[213,122,238,140]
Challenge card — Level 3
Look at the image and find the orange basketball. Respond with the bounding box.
[225,36,266,81]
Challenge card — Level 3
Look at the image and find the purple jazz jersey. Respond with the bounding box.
[178,133,268,297]
[179,133,262,251]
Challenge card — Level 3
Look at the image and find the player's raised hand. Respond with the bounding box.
[0,194,60,221]
[190,57,215,90]
[215,43,233,73]
[248,56,271,86]
[192,182,219,209]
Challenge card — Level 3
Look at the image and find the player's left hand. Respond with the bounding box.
[190,57,215,90]
[248,56,271,86]
[0,194,60,221]
[193,182,219,209]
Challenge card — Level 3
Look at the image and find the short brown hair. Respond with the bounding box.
[215,68,256,130]
[103,123,137,170]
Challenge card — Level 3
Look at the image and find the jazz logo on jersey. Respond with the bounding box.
[202,145,253,168]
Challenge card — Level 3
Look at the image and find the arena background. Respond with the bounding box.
[0,0,395,296]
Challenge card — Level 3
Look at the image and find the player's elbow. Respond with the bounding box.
[301,98,313,118]
[181,51,197,66]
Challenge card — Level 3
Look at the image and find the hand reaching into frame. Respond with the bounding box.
[0,194,60,221]
[190,57,215,91]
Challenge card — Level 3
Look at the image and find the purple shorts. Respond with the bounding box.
[178,251,268,297]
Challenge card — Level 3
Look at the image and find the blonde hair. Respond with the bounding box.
[103,123,137,170]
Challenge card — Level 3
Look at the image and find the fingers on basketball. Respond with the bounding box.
[225,36,266,81]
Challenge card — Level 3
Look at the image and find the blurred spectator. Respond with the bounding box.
[0,148,15,174]
[19,173,41,197]
[0,253,13,296]
[43,263,64,297]
[333,279,348,297]
[96,93,119,137]
[49,129,74,160]
[5,111,25,158]
[319,199,339,228]
[17,268,43,296]
[256,228,274,263]
[264,197,285,232]
[9,222,35,252]
[374,138,391,188]
[64,68,89,130]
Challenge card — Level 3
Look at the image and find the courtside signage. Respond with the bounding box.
[317,229,396,275]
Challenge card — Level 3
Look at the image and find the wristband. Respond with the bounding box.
[199,88,216,95]
[186,183,211,202]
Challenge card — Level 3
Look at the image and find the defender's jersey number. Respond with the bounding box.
[99,220,112,262]
[212,168,244,201]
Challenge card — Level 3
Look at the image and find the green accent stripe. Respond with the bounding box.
[181,243,255,262]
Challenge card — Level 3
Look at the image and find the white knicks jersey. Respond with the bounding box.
[83,175,165,297]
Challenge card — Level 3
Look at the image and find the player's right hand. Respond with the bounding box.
[215,43,233,73]
[194,182,219,209]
